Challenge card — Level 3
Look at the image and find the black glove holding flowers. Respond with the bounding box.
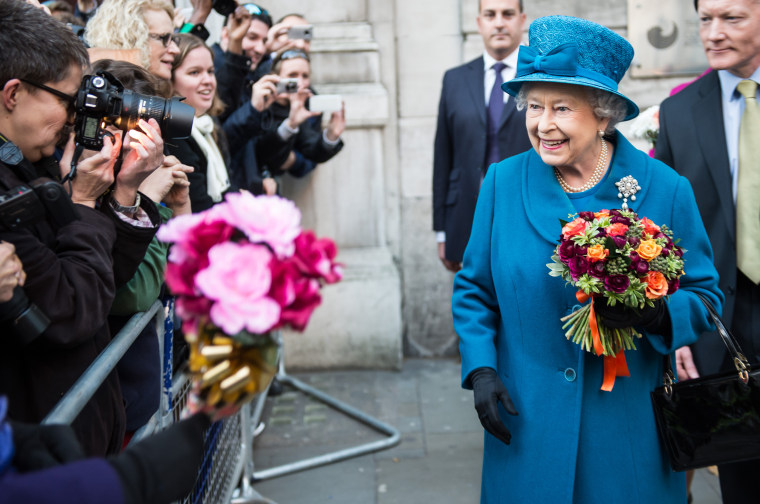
[470,367,518,446]
[592,298,672,340]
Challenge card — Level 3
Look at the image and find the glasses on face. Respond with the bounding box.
[148,32,180,48]
[19,78,76,116]
[241,3,269,16]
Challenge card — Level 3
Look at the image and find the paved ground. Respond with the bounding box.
[247,358,722,504]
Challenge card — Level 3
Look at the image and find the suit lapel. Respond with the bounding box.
[465,57,487,127]
[692,72,736,242]
[498,95,517,129]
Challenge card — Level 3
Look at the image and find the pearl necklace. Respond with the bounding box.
[554,139,608,193]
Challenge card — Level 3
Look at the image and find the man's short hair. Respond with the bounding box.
[224,3,272,28]
[479,0,524,13]
[0,0,89,89]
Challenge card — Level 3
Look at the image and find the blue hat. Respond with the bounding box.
[502,16,639,120]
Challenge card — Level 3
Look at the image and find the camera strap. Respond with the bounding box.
[0,133,37,183]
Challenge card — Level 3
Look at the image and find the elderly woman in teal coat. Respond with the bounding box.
[453,16,723,504]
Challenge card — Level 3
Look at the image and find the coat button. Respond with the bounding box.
[564,368,577,382]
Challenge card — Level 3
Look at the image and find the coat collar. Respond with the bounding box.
[521,132,653,244]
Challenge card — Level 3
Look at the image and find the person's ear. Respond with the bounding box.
[1,79,23,112]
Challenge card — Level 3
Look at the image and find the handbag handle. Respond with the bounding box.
[662,293,751,395]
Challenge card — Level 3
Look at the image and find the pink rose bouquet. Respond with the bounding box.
[547,208,685,390]
[157,191,342,410]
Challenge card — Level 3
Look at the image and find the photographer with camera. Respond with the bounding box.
[0,0,164,456]
[254,49,345,188]
[0,242,24,304]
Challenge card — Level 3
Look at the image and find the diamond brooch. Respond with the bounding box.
[615,175,641,210]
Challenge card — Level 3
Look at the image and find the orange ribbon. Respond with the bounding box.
[576,291,630,391]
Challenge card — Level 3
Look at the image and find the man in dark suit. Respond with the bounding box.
[432,0,532,272]
[655,0,760,501]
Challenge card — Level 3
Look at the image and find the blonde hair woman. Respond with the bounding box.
[84,0,179,81]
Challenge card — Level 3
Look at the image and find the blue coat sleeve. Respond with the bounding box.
[452,165,500,388]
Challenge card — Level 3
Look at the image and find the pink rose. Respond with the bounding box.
[562,217,589,239]
[194,242,280,335]
[268,259,323,331]
[292,231,343,283]
[212,192,301,258]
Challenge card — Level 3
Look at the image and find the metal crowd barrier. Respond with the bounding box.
[42,298,401,504]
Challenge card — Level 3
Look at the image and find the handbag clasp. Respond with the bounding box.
[664,369,674,397]
[734,356,751,384]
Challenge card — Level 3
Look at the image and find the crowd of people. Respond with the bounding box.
[0,0,345,501]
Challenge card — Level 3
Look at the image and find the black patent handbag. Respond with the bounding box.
[650,294,760,471]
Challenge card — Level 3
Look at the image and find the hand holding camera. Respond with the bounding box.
[59,132,119,208]
[251,74,279,112]
[325,103,346,142]
[286,85,319,130]
[226,6,252,54]
[139,155,193,216]
[0,242,25,303]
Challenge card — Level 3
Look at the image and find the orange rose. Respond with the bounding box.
[645,271,668,299]
[586,244,609,262]
[641,217,661,238]
[606,223,629,236]
[636,239,662,261]
[562,217,589,239]
[594,209,610,219]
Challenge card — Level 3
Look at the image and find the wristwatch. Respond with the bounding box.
[110,193,141,215]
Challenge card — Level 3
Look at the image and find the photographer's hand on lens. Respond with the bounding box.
[113,119,164,207]
[59,132,119,208]
[0,242,25,303]
[470,367,518,446]
[325,103,346,142]
[592,297,670,333]
[251,75,279,112]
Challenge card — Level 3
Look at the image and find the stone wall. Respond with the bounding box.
[208,0,705,369]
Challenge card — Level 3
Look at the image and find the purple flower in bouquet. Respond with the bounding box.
[558,240,577,262]
[568,256,589,281]
[578,211,595,221]
[603,274,630,294]
[589,261,606,278]
[629,252,649,275]
[627,236,640,248]
[611,235,627,250]
[667,277,680,295]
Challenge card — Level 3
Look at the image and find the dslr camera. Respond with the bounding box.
[0,178,79,343]
[74,71,194,150]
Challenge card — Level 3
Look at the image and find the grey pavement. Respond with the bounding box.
[248,358,722,504]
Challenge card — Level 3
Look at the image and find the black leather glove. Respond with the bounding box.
[10,421,85,472]
[108,413,211,504]
[593,298,672,338]
[470,367,518,446]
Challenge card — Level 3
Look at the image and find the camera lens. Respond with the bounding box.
[212,0,237,16]
[114,91,194,141]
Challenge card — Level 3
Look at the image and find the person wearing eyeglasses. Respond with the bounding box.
[0,0,162,457]
[85,0,180,83]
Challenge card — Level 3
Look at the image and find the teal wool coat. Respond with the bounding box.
[453,133,723,504]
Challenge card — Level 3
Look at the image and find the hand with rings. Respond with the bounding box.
[0,241,26,303]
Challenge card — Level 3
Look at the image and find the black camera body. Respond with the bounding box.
[212,0,237,16]
[74,72,194,150]
[0,178,75,343]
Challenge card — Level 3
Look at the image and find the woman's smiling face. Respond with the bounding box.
[524,82,609,173]
[172,46,217,117]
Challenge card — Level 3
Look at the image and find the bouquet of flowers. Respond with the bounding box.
[157,191,342,413]
[547,208,685,390]
[628,105,660,156]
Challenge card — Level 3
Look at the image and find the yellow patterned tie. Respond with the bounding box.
[737,79,760,284]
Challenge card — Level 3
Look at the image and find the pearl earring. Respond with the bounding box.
[598,130,604,138]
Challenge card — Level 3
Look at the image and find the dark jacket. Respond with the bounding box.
[432,56,533,263]
[255,100,343,177]
[0,150,159,456]
[166,118,234,213]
